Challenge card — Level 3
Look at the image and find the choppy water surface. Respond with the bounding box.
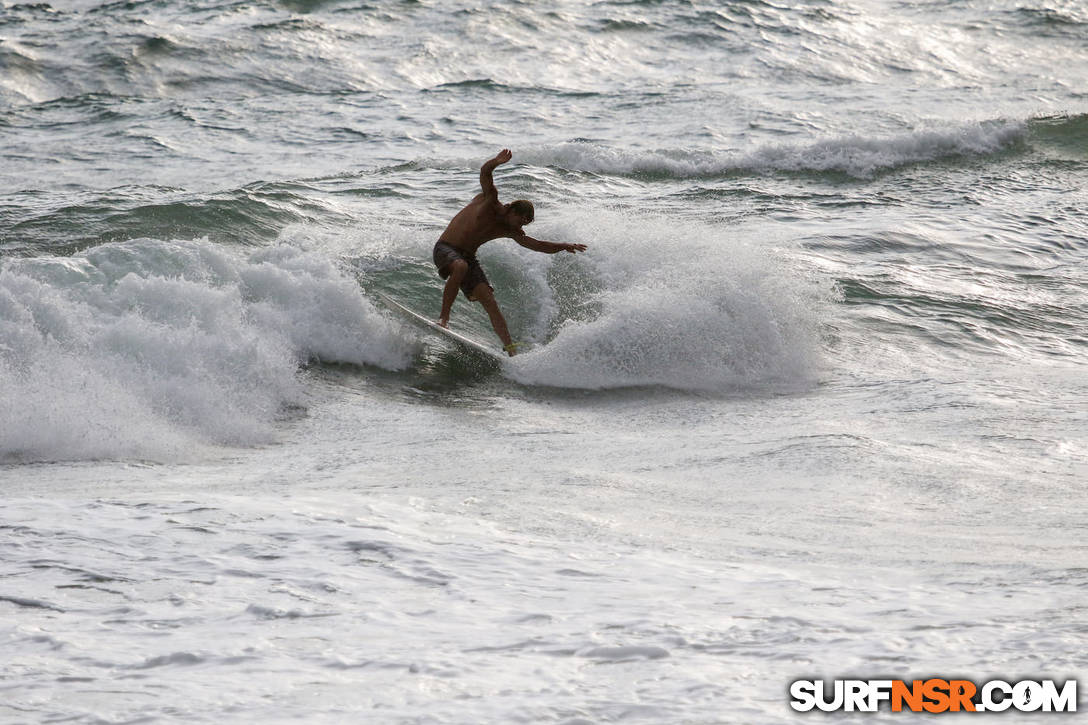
[2,1,1086,722]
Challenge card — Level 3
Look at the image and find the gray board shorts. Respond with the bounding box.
[433,241,491,301]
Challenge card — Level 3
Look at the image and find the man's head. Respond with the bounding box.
[505,199,534,226]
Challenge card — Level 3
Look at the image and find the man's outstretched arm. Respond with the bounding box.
[480,148,512,197]
[513,232,587,254]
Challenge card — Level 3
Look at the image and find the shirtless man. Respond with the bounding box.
[433,149,587,356]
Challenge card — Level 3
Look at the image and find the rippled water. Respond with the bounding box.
[2,1,1087,722]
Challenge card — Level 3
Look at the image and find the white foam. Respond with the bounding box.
[506,210,826,392]
[578,644,670,661]
[525,120,1025,179]
[0,238,414,463]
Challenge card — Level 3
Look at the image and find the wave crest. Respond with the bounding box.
[525,120,1025,179]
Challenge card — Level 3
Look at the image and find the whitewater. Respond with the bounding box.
[2,0,1086,722]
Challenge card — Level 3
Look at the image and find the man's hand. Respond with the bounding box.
[481,149,511,196]
[513,232,588,255]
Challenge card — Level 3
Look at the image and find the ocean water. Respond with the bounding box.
[1,0,1086,722]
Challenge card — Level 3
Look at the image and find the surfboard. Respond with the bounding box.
[377,293,508,362]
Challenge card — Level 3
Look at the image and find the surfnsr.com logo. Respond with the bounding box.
[790,679,1078,713]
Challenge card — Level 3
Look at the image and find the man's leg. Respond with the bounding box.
[438,259,468,327]
[470,283,516,355]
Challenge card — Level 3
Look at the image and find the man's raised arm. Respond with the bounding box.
[480,148,512,197]
[513,232,587,255]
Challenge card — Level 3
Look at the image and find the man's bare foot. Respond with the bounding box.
[437,317,449,328]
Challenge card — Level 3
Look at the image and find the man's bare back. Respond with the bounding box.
[432,149,587,355]
[439,194,519,255]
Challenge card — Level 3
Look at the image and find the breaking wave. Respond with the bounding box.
[0,238,413,462]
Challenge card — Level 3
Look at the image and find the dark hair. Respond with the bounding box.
[509,199,534,223]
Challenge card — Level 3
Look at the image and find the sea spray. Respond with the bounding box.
[506,209,827,392]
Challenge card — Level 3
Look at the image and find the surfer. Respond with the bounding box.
[433,149,587,356]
